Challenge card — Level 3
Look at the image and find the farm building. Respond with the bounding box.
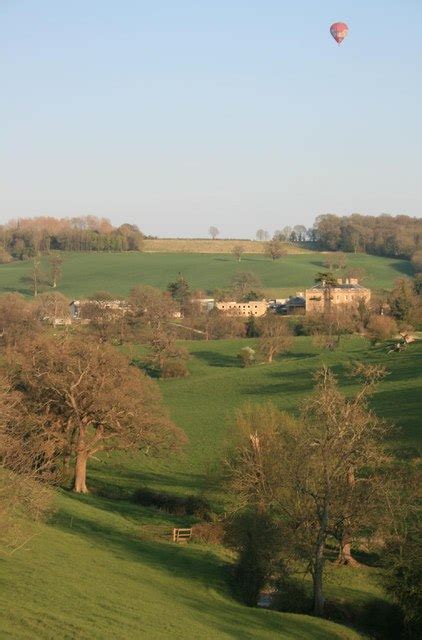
[276,295,306,316]
[215,300,267,317]
[305,278,371,314]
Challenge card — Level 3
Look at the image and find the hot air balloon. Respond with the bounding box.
[330,22,349,45]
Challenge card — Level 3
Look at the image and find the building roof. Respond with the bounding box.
[285,296,306,306]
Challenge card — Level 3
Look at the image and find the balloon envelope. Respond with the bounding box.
[330,22,349,44]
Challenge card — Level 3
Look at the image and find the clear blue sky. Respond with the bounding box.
[1,0,421,237]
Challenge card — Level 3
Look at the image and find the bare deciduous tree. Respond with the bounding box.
[0,294,40,351]
[258,315,293,363]
[209,226,220,240]
[30,255,44,297]
[35,292,71,326]
[15,335,186,493]
[230,271,262,301]
[232,244,245,262]
[48,255,64,288]
[265,240,287,260]
[256,229,269,242]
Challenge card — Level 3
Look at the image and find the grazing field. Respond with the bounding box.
[143,238,307,253]
[1,336,420,639]
[0,251,412,300]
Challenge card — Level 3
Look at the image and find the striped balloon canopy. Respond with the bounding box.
[330,22,349,45]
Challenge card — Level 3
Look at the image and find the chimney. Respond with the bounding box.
[337,278,343,285]
[350,278,358,285]
[345,278,349,285]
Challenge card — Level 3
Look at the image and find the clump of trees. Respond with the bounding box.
[366,315,398,345]
[256,229,270,242]
[224,366,389,616]
[314,213,422,259]
[0,215,144,261]
[389,278,421,326]
[264,240,286,261]
[146,330,190,378]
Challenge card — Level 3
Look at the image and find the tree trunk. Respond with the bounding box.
[313,558,325,617]
[313,506,328,616]
[336,531,360,567]
[73,450,89,493]
[267,350,273,363]
[336,468,359,566]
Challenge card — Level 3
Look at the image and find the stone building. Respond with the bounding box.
[215,300,268,317]
[69,299,129,321]
[305,278,371,314]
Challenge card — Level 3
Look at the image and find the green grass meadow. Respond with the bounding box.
[1,335,421,639]
[0,251,412,299]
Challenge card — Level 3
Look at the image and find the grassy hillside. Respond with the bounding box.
[116,336,420,501]
[2,336,420,639]
[0,251,412,300]
[0,492,362,640]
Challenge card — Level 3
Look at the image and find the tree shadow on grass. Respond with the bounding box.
[89,467,207,496]
[308,259,327,268]
[389,260,413,277]
[193,350,240,368]
[281,352,316,360]
[1,284,32,296]
[244,364,347,398]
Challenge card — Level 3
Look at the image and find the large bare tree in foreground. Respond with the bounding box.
[15,335,186,493]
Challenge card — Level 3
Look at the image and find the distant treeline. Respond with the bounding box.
[0,216,144,261]
[1,212,421,263]
[313,214,422,259]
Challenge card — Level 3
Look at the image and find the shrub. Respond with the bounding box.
[237,346,256,367]
[192,522,224,544]
[358,599,404,640]
[272,575,311,614]
[366,315,398,344]
[161,360,189,378]
[224,511,280,606]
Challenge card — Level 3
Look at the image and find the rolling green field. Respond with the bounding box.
[0,251,412,299]
[1,336,420,639]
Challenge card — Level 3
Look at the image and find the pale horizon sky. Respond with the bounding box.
[1,1,421,238]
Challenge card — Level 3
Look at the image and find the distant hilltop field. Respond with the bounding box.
[143,238,309,254]
[0,250,412,300]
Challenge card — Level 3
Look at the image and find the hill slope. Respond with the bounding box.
[0,251,411,299]
[2,337,420,639]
